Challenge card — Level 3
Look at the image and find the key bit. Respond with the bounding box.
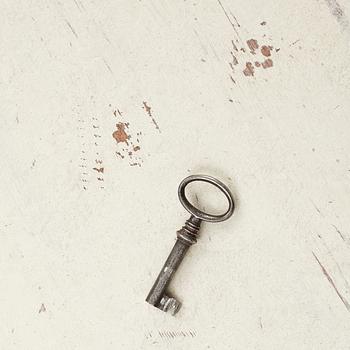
[146,174,235,315]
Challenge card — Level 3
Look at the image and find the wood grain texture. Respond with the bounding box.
[0,0,350,349]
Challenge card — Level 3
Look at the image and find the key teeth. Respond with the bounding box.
[158,295,181,315]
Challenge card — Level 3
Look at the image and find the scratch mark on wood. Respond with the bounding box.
[102,31,112,44]
[93,167,104,173]
[231,40,239,52]
[39,303,46,313]
[103,58,114,75]
[331,224,346,241]
[290,39,301,46]
[155,330,197,339]
[217,0,241,40]
[312,252,350,312]
[142,101,161,132]
[324,0,349,30]
[65,20,78,38]
[72,0,83,12]
[310,200,323,216]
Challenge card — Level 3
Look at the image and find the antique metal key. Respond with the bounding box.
[146,174,235,315]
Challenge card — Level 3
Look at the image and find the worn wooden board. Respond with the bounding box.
[1,0,350,349]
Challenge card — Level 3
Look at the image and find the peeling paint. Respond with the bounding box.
[112,122,130,144]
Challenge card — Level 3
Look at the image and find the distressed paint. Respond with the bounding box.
[1,0,350,349]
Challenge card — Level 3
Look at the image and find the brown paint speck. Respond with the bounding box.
[260,21,267,25]
[255,61,261,67]
[246,39,259,53]
[262,58,273,69]
[133,145,140,152]
[112,123,130,144]
[261,45,272,57]
[243,62,255,76]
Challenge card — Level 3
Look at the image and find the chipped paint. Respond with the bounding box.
[243,62,255,76]
[247,39,259,53]
[112,110,142,167]
[262,58,273,68]
[228,32,278,79]
[112,122,130,144]
[261,45,272,57]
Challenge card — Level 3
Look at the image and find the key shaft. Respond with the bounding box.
[146,216,201,314]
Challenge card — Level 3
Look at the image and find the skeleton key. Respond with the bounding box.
[146,174,235,315]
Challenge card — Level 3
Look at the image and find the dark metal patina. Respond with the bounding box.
[146,174,235,315]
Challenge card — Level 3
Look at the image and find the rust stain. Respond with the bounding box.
[243,62,255,76]
[312,252,350,312]
[112,122,130,144]
[247,39,259,53]
[261,45,272,57]
[262,58,273,69]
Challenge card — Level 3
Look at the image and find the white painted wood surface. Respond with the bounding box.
[1,0,350,348]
